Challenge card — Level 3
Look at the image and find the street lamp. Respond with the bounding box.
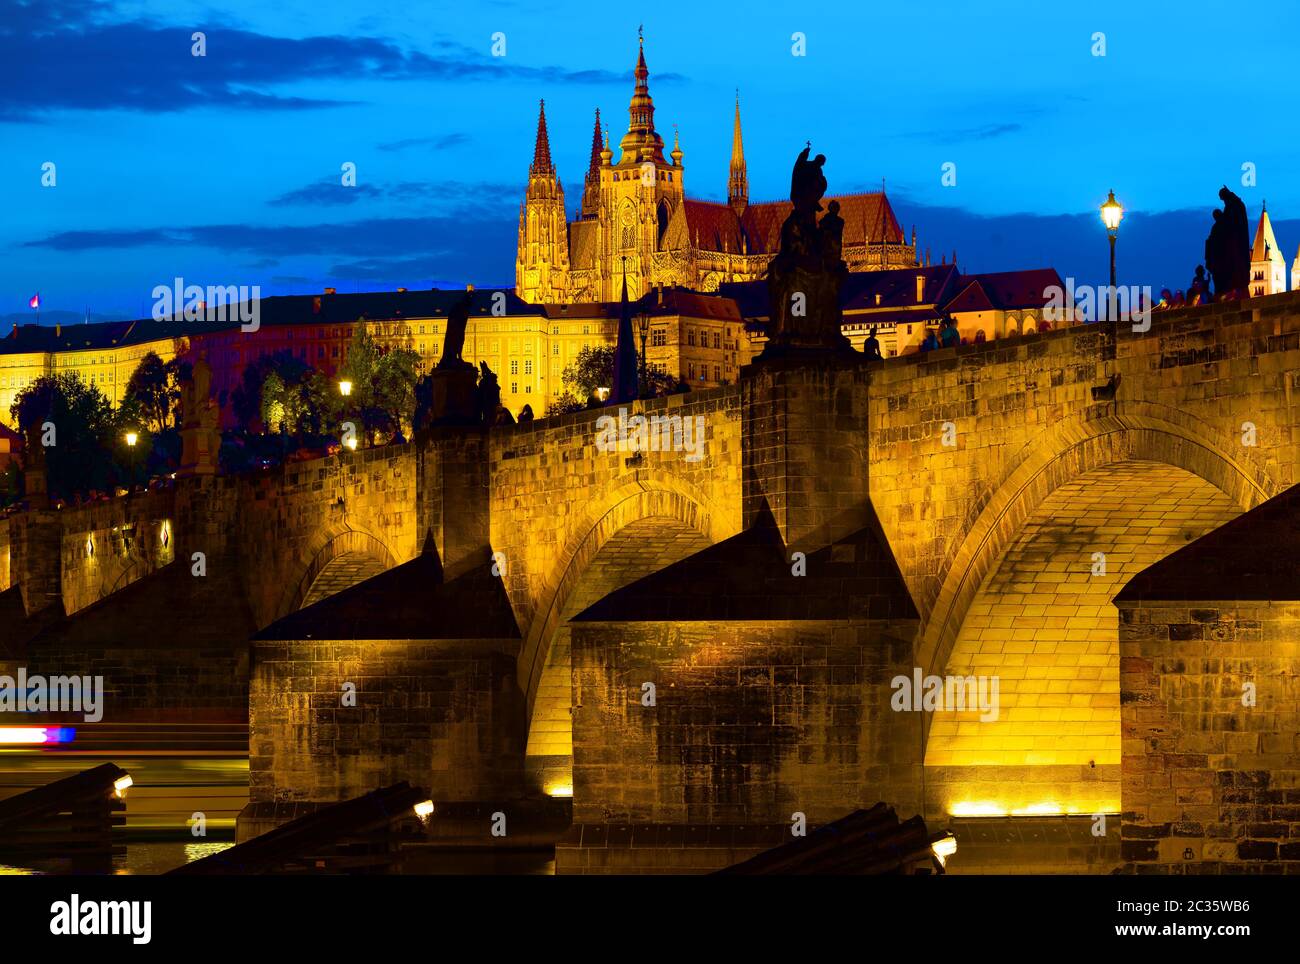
[1100,189,1123,291]
[338,380,353,397]
[124,431,138,448]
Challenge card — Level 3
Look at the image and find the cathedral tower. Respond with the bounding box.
[727,94,748,218]
[592,33,686,301]
[515,100,571,304]
[1250,201,1287,298]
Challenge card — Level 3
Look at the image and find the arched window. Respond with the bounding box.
[621,225,636,249]
[657,200,670,245]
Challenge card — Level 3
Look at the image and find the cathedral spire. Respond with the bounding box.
[581,107,603,218]
[586,108,603,177]
[531,99,554,176]
[728,92,748,217]
[620,32,665,165]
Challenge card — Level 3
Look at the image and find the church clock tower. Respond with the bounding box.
[592,34,685,301]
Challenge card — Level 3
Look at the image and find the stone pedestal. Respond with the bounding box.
[428,363,479,426]
[178,422,220,476]
[740,357,872,550]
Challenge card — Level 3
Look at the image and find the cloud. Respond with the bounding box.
[0,1,668,121]
[266,178,520,207]
[906,122,1025,143]
[378,133,471,152]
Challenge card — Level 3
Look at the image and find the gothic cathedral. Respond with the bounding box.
[516,37,919,304]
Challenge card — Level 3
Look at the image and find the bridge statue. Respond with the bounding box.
[420,288,480,426]
[1205,186,1251,300]
[761,144,854,358]
[178,357,221,476]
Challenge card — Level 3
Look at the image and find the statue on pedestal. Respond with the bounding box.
[178,357,221,476]
[415,289,480,430]
[759,144,854,359]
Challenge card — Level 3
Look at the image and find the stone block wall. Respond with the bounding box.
[235,445,419,628]
[57,491,175,617]
[740,359,873,549]
[249,637,528,805]
[1118,599,1300,871]
[489,388,746,711]
[570,619,921,828]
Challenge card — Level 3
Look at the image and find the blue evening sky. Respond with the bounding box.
[3,0,1298,322]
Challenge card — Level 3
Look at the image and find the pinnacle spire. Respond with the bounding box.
[530,99,554,176]
[586,108,603,179]
[620,32,665,165]
[581,107,604,218]
[728,92,748,216]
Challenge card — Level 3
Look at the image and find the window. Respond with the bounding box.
[713,332,721,349]
[688,330,696,347]
[552,345,559,356]
[713,365,721,381]
[524,360,533,375]
[510,360,519,375]
[652,328,666,347]
[511,382,518,393]
[688,363,695,380]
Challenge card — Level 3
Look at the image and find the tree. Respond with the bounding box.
[122,351,186,433]
[337,325,420,444]
[10,372,123,499]
[560,344,677,404]
[232,350,332,436]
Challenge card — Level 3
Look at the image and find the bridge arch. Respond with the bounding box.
[277,525,399,618]
[918,403,1277,683]
[915,403,1279,818]
[514,471,737,794]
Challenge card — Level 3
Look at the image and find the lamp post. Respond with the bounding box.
[124,430,139,486]
[337,379,355,451]
[636,310,650,397]
[1100,189,1123,293]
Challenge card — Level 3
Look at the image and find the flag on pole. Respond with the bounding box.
[28,293,40,309]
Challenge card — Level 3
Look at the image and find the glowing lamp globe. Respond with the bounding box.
[1100,190,1123,234]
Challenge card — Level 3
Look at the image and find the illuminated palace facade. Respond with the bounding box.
[515,38,920,305]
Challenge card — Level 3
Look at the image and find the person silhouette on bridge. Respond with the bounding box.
[863,326,883,360]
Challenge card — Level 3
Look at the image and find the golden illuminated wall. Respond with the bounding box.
[924,461,1240,816]
[0,350,51,426]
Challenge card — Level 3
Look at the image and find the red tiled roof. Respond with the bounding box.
[681,192,905,256]
[950,269,1064,311]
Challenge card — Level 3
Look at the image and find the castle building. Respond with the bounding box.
[1250,201,1288,298]
[515,37,918,304]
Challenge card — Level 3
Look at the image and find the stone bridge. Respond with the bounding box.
[6,291,1300,872]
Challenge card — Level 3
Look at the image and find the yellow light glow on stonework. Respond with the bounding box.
[546,784,574,798]
[113,774,133,798]
[950,800,1120,818]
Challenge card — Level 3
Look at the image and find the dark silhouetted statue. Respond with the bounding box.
[761,144,853,358]
[438,290,474,370]
[1206,187,1251,299]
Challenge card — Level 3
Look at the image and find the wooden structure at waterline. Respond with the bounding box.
[714,804,945,875]
[170,782,431,875]
[0,762,129,860]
